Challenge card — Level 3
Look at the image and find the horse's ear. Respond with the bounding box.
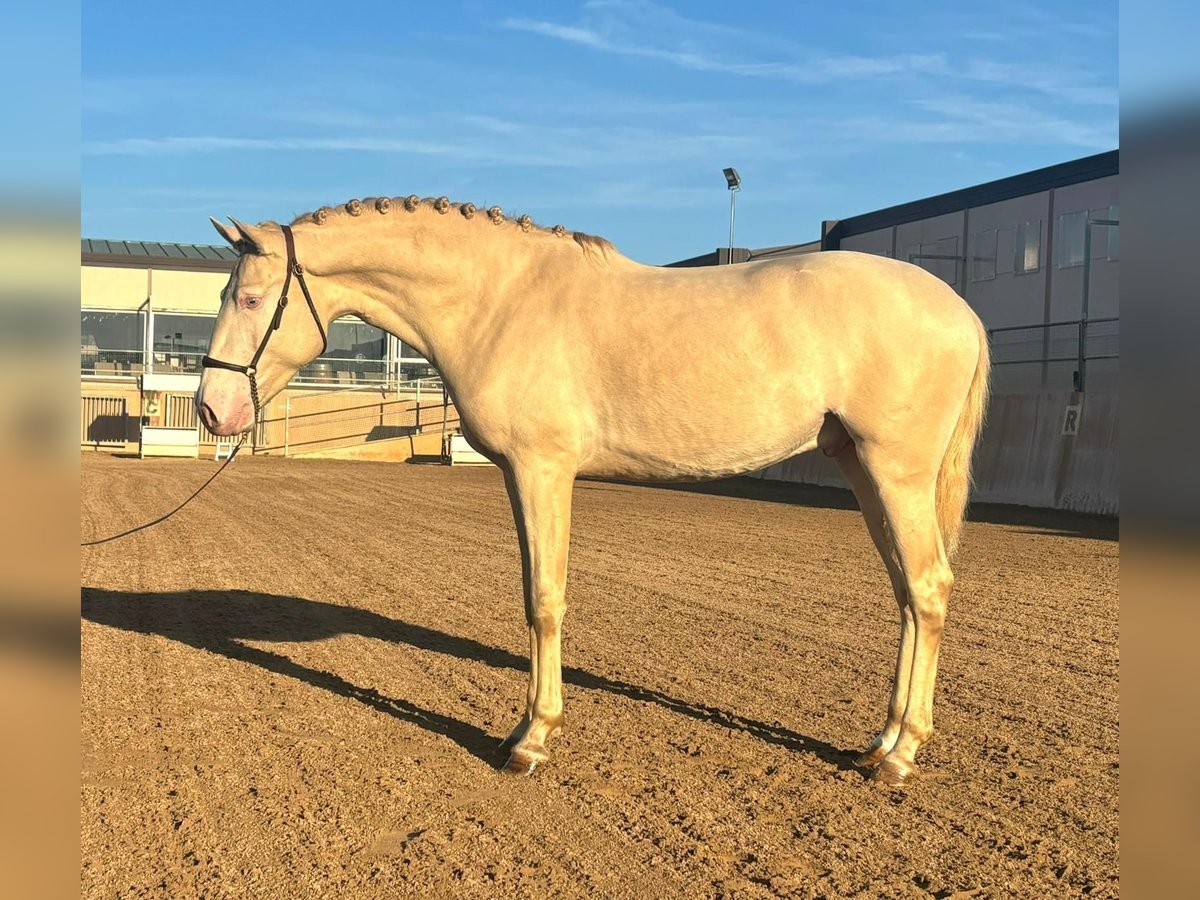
[227,217,270,255]
[210,216,243,249]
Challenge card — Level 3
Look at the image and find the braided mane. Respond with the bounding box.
[287,195,614,259]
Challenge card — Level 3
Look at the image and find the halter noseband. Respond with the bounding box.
[201,224,328,423]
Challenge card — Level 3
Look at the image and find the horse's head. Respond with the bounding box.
[197,218,327,435]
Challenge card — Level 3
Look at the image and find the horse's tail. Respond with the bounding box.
[936,314,991,559]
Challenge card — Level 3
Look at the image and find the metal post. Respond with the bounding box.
[728,189,737,263]
[1078,220,1092,392]
[1078,217,1118,393]
[415,378,421,430]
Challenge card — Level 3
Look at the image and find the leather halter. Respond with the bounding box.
[201,225,327,422]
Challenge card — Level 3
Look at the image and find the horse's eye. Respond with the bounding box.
[242,296,262,310]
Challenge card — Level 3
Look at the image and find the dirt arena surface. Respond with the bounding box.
[81,453,1118,898]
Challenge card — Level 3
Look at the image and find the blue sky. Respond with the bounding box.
[82,1,1117,265]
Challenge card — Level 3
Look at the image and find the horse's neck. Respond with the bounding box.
[310,220,536,381]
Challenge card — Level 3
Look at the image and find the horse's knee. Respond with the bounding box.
[531,604,564,636]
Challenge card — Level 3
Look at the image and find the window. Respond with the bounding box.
[970,229,998,282]
[300,316,388,384]
[1015,220,1040,274]
[81,310,145,376]
[904,240,958,285]
[1056,210,1087,268]
[1057,209,1118,268]
[399,340,425,360]
[917,237,959,286]
[152,313,215,373]
[996,227,1015,276]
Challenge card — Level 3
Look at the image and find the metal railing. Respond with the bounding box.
[987,317,1117,393]
[253,378,457,456]
[80,347,428,388]
[81,349,144,378]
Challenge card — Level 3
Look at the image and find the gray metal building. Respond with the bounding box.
[671,152,1120,513]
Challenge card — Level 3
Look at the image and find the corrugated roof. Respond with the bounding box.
[81,238,239,271]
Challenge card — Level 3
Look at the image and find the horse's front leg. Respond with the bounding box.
[497,457,575,775]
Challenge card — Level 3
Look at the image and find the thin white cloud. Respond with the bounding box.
[503,4,1114,109]
[82,127,757,169]
[502,16,947,83]
[963,59,1118,107]
[846,96,1117,149]
[84,136,456,156]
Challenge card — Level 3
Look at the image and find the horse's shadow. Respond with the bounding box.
[80,587,859,772]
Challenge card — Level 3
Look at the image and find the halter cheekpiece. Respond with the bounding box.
[201,224,327,423]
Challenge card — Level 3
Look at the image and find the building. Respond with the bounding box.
[80,239,446,458]
[670,151,1119,513]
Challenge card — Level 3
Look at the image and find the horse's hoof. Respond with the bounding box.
[497,719,531,755]
[501,748,546,776]
[495,733,520,755]
[856,745,889,769]
[871,759,914,787]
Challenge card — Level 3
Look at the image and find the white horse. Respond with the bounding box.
[198,196,989,785]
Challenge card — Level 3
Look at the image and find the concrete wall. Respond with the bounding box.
[971,390,1117,514]
[754,390,1118,516]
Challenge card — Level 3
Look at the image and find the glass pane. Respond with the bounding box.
[153,313,215,373]
[300,316,388,384]
[1015,220,1040,274]
[921,236,959,285]
[325,317,385,359]
[970,229,997,282]
[81,310,145,373]
[399,340,426,360]
[1056,211,1087,268]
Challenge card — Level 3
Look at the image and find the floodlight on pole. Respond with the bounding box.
[723,167,741,264]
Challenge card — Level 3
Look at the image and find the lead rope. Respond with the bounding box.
[81,434,247,547]
[88,224,324,548]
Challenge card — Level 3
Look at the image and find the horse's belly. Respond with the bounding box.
[580,410,825,481]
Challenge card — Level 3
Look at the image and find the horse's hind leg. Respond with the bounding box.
[832,441,913,769]
[497,456,575,775]
[858,445,954,786]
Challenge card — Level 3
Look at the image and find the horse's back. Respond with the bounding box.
[555,251,978,479]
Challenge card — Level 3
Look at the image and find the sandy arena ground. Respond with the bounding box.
[81,453,1118,898]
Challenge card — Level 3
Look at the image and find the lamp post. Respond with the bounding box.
[723,167,741,264]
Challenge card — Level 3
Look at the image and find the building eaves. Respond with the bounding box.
[823,149,1118,249]
[81,238,238,272]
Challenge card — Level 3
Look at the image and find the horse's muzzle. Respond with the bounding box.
[195,376,254,436]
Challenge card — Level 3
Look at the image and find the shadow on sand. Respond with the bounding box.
[81,587,860,773]
[596,476,1118,542]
